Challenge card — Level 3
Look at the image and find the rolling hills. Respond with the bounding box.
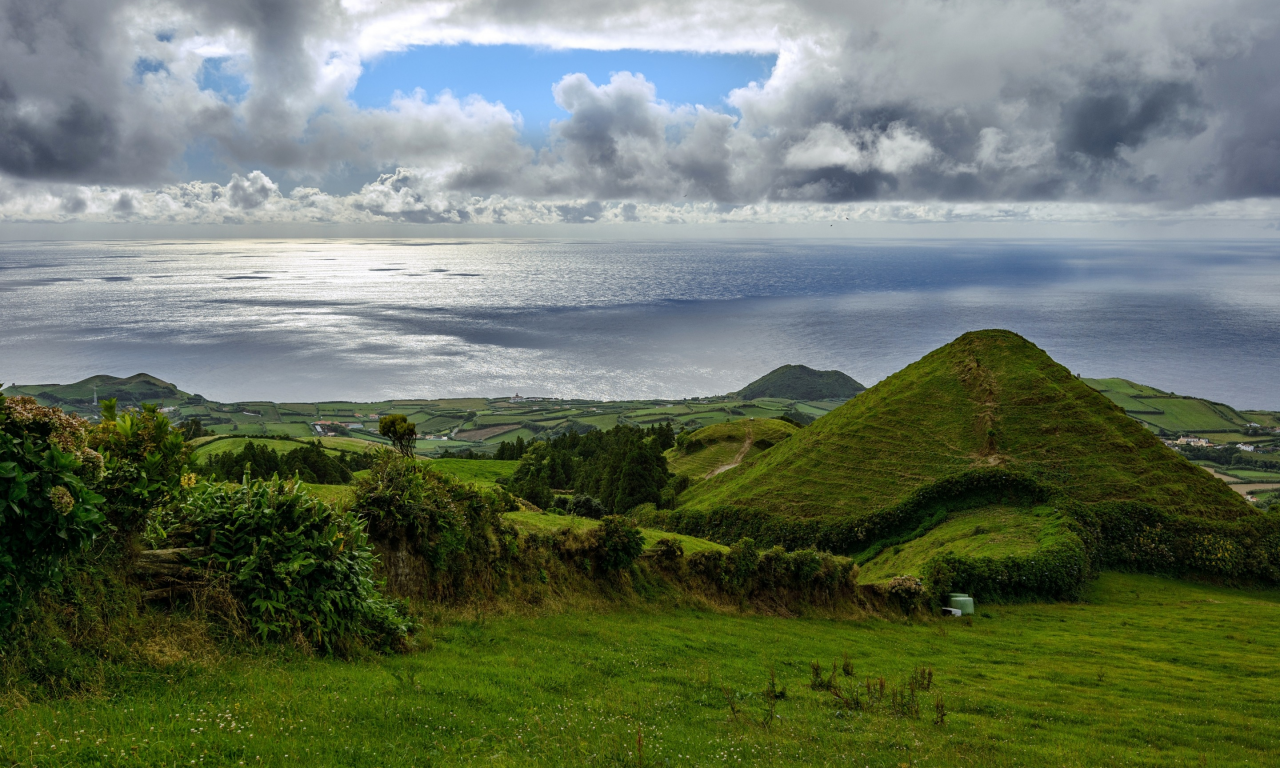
[664,418,800,480]
[640,330,1273,598]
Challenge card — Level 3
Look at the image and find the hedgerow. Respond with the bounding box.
[179,477,411,654]
[638,468,1050,556]
[351,452,519,600]
[0,394,106,631]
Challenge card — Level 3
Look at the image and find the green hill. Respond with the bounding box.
[681,331,1246,522]
[640,330,1271,600]
[732,364,864,401]
[665,418,800,480]
[2,373,189,408]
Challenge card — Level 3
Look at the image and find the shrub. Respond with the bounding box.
[180,476,411,654]
[650,537,685,569]
[89,399,187,536]
[351,452,518,599]
[568,494,607,519]
[885,574,925,611]
[922,539,1090,603]
[0,395,106,631]
[591,516,645,573]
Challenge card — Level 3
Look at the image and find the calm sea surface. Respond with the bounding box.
[1,239,1277,409]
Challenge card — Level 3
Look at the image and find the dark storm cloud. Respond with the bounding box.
[1,0,1279,219]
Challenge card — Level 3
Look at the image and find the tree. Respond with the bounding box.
[379,414,417,457]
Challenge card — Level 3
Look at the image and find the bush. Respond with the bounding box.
[922,539,1090,603]
[89,399,187,537]
[650,537,685,569]
[567,494,607,519]
[351,452,518,599]
[590,516,645,573]
[180,477,411,654]
[0,395,106,631]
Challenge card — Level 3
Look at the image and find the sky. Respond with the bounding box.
[2,0,1280,236]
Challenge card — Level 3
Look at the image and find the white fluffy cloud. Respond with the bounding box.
[2,0,1279,229]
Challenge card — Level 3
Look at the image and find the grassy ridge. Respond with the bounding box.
[3,573,1277,767]
[665,418,800,479]
[678,330,1248,522]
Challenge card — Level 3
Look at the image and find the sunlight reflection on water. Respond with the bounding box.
[1,238,1277,408]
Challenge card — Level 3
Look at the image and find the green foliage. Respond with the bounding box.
[89,399,187,536]
[589,515,645,573]
[505,424,672,513]
[180,476,411,654]
[200,439,355,485]
[922,539,1090,603]
[0,395,106,631]
[378,414,417,457]
[351,453,518,599]
[733,363,865,401]
[567,494,607,519]
[685,539,858,599]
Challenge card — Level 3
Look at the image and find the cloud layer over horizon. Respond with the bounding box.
[3,0,1280,229]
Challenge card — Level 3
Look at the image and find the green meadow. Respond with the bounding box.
[3,573,1277,768]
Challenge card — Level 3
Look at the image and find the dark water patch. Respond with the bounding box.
[98,276,133,282]
[0,277,81,291]
[221,276,273,280]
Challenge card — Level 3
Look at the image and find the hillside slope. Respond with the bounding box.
[732,364,865,401]
[678,330,1249,522]
[665,418,800,479]
[3,373,189,407]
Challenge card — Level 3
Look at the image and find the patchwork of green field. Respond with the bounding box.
[1081,377,1169,397]
[504,509,729,554]
[857,505,1075,583]
[1132,397,1247,433]
[190,437,344,460]
[1220,468,1280,482]
[426,458,519,487]
[3,572,1277,767]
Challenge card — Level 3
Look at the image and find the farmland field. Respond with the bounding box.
[2,573,1277,767]
[427,458,519,487]
[1134,398,1245,433]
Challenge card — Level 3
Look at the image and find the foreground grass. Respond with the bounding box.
[3,573,1278,767]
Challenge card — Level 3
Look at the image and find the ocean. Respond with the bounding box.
[1,238,1277,409]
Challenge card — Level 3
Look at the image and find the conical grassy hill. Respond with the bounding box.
[676,329,1248,524]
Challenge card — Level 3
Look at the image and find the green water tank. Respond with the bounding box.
[948,593,975,615]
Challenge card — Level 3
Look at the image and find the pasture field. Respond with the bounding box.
[1134,398,1246,433]
[2,573,1277,767]
[856,505,1075,583]
[190,437,345,460]
[427,459,519,487]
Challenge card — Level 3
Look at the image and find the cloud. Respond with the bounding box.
[0,0,1279,227]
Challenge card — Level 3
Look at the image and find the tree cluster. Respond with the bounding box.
[504,423,677,513]
[199,440,374,484]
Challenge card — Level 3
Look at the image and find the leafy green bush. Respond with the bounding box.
[922,539,1090,603]
[567,494,607,519]
[180,477,410,654]
[0,395,105,631]
[89,399,186,536]
[352,452,518,599]
[590,516,645,573]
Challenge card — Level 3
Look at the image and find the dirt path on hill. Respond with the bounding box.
[706,422,754,478]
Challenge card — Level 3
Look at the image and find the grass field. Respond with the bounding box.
[428,459,519,487]
[504,510,729,555]
[2,573,1276,767]
[857,505,1074,583]
[190,437,345,460]
[1134,398,1245,433]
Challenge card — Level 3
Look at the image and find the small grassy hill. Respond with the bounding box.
[679,330,1247,522]
[732,364,865,401]
[640,330,1271,599]
[665,418,800,479]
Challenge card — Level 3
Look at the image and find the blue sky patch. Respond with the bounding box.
[350,45,776,140]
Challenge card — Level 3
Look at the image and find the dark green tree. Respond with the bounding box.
[379,414,418,457]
